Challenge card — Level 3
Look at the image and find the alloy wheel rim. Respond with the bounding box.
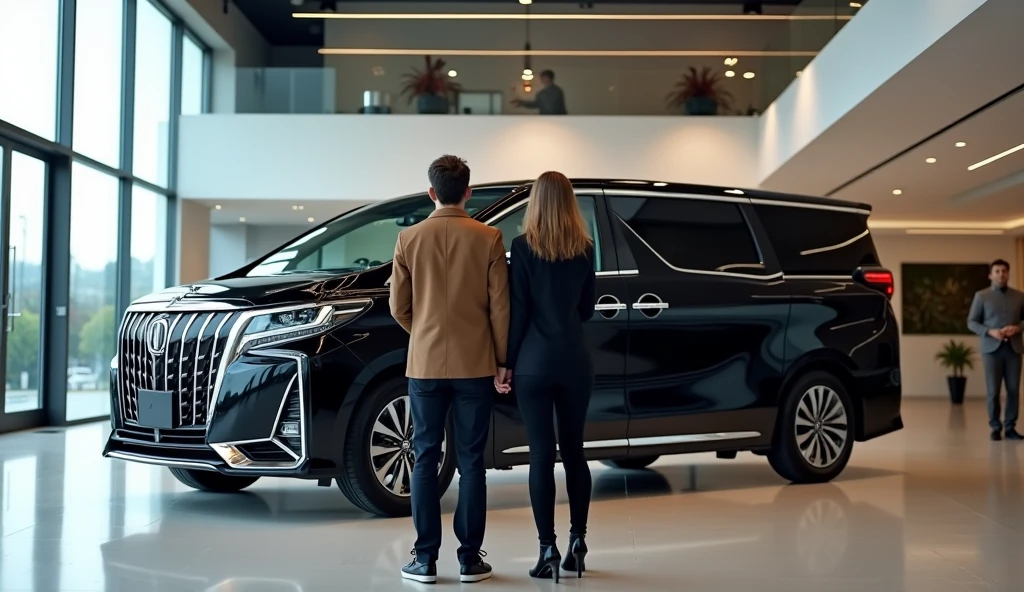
[794,385,848,469]
[369,395,445,497]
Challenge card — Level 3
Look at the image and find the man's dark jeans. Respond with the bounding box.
[408,377,493,565]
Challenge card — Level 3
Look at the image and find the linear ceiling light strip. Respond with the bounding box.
[318,49,819,57]
[967,142,1024,171]
[295,13,853,21]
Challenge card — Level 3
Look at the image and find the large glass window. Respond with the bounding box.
[181,35,205,116]
[755,204,878,275]
[610,197,762,273]
[67,163,119,422]
[130,186,169,301]
[0,0,60,139]
[132,0,173,186]
[73,0,125,166]
[493,196,603,271]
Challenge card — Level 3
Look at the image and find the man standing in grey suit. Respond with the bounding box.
[967,259,1024,441]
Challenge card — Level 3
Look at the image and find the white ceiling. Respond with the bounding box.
[833,87,1024,231]
[198,199,368,226]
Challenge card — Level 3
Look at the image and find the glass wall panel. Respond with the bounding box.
[0,0,60,139]
[73,0,124,166]
[132,0,173,186]
[67,163,119,421]
[181,36,205,116]
[130,186,168,301]
[4,153,47,414]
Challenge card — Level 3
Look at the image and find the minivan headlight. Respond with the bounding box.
[241,300,370,350]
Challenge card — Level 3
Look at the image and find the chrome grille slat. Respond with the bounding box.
[117,310,241,429]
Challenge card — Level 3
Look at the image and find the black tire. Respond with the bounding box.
[168,467,259,492]
[768,371,854,484]
[600,456,659,470]
[337,377,457,517]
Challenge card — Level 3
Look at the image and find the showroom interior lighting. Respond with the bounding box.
[215,204,222,210]
[448,69,457,77]
[955,141,967,147]
[725,71,736,77]
[308,217,316,223]
[743,72,756,79]
[318,48,817,57]
[239,217,246,222]
[892,189,902,195]
[850,2,863,7]
[967,142,1024,171]
[724,57,738,66]
[925,157,937,163]
[295,13,852,22]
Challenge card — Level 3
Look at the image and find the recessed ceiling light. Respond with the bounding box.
[653,182,668,187]
[955,141,967,148]
[743,72,756,79]
[725,189,745,195]
[519,0,532,4]
[215,204,222,210]
[925,157,937,163]
[724,57,738,66]
[968,142,1024,171]
[795,70,802,77]
[725,70,736,78]
[448,69,457,77]
[239,217,246,222]
[892,189,902,195]
[307,217,315,223]
[850,2,863,7]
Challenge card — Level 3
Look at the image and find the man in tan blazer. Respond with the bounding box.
[390,155,509,584]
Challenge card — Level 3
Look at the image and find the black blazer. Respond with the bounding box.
[506,235,596,378]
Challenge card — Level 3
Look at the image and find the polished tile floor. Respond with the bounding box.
[1,399,1022,591]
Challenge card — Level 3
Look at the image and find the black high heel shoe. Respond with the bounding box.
[529,544,562,583]
[561,534,588,578]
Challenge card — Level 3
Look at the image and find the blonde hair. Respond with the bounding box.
[523,171,592,262]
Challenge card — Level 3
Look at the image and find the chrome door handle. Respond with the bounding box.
[631,302,669,310]
[594,303,627,311]
[632,293,668,318]
[595,295,626,319]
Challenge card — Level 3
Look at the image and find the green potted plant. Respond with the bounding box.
[665,66,734,116]
[935,340,976,404]
[400,56,462,114]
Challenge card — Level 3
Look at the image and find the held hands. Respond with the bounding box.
[494,367,513,394]
[989,326,1021,341]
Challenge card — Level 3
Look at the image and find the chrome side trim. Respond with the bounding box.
[617,217,783,281]
[106,451,219,471]
[502,438,630,455]
[749,198,870,215]
[783,275,852,281]
[630,432,762,447]
[595,269,639,277]
[799,229,871,256]
[829,318,875,331]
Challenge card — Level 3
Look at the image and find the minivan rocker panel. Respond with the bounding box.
[104,180,903,517]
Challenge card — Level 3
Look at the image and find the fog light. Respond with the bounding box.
[210,444,252,467]
[280,421,300,437]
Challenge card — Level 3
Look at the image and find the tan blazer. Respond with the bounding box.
[389,208,510,379]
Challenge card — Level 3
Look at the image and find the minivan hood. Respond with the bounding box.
[131,265,392,309]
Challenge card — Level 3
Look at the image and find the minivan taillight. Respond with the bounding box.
[856,268,894,299]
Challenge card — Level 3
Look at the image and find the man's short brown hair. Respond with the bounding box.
[428,155,471,206]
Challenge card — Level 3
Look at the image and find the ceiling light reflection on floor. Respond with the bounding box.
[968,142,1024,171]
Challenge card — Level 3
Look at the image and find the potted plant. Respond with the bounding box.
[400,56,462,114]
[935,340,976,404]
[665,66,734,116]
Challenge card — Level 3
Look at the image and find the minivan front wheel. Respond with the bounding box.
[768,372,854,484]
[337,378,456,517]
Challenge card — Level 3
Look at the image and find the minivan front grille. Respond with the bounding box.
[118,311,242,427]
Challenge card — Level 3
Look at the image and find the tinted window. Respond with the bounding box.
[755,205,877,274]
[492,196,603,271]
[610,197,761,273]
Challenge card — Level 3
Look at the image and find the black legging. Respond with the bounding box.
[515,374,593,545]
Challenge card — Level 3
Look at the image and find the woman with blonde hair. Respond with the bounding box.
[503,171,596,582]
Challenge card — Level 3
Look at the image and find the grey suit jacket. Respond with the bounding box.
[967,286,1024,355]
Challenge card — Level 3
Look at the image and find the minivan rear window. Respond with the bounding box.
[755,204,879,275]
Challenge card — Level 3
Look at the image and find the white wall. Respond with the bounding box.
[209,224,248,278]
[245,225,308,260]
[874,233,1017,398]
[178,115,760,201]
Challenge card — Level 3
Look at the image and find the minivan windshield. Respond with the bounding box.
[245,189,513,277]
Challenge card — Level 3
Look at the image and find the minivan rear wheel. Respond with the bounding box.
[337,378,456,517]
[768,371,854,484]
[168,467,259,492]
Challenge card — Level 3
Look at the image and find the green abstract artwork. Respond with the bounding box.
[901,263,990,335]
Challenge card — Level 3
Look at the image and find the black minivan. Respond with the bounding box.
[103,180,903,517]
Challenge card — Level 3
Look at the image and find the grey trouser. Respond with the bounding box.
[983,342,1022,431]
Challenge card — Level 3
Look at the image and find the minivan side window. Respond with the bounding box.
[610,196,762,273]
[754,205,878,275]
[493,195,604,271]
